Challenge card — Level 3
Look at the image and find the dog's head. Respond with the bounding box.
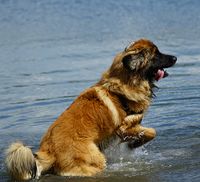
[108,39,177,83]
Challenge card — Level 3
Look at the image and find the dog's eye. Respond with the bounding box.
[154,54,160,60]
[153,50,161,61]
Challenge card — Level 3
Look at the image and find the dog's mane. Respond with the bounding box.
[97,73,155,101]
[96,46,158,101]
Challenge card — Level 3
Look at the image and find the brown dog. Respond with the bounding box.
[5,39,177,180]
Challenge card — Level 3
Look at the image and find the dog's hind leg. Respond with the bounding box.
[57,142,106,177]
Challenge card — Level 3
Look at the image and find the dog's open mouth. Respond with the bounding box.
[154,69,168,81]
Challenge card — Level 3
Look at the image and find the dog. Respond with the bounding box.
[5,39,177,180]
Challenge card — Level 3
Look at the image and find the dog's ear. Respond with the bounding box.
[122,51,145,71]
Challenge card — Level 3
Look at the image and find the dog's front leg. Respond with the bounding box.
[116,114,143,141]
[116,114,156,148]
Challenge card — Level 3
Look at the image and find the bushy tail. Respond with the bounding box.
[5,142,36,180]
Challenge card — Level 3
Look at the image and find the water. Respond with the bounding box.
[0,0,200,181]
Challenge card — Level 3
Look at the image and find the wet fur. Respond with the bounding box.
[5,39,176,180]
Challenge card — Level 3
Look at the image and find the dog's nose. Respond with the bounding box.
[172,56,177,62]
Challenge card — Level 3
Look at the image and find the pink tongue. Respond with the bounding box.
[155,69,165,81]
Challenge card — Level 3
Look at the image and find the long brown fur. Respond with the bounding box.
[5,39,176,180]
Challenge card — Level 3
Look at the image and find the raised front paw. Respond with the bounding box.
[124,114,143,123]
[116,125,156,149]
[119,114,143,133]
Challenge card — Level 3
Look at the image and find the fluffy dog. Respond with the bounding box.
[5,39,177,180]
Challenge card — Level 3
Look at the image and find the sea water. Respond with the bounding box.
[0,0,200,181]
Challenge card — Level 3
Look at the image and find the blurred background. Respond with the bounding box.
[0,0,200,181]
